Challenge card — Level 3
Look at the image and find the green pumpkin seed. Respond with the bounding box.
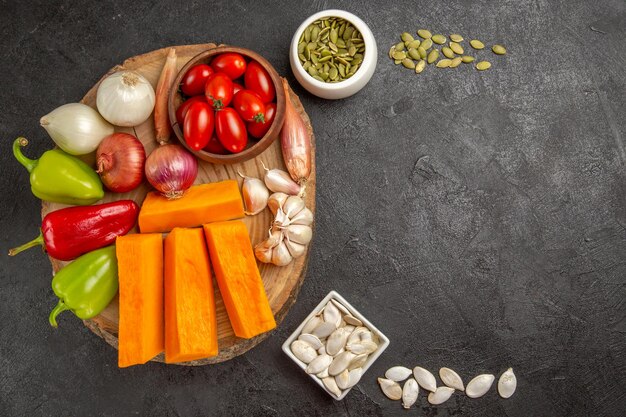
[450,42,464,55]
[408,48,421,60]
[450,57,462,68]
[393,51,407,60]
[402,58,416,69]
[320,71,329,81]
[302,61,311,70]
[298,42,306,54]
[311,53,318,64]
[329,67,339,80]
[348,45,357,56]
[395,42,405,51]
[436,59,452,68]
[329,42,338,52]
[318,55,332,63]
[338,22,346,38]
[401,32,414,43]
[339,64,346,77]
[336,56,350,65]
[432,34,447,44]
[336,38,346,48]
[313,75,324,82]
[304,26,312,42]
[343,26,354,40]
[299,52,307,62]
[442,47,455,59]
[388,46,395,59]
[394,59,402,65]
[421,38,433,50]
[321,49,332,57]
[418,46,427,59]
[415,59,426,74]
[330,28,338,44]
[336,48,348,56]
[427,49,439,64]
[407,39,421,49]
[348,64,359,75]
[311,26,320,42]
[450,34,464,42]
[476,61,491,70]
[461,55,475,63]
[307,42,317,50]
[417,29,432,39]
[470,39,485,50]
[308,66,318,76]
[492,44,506,55]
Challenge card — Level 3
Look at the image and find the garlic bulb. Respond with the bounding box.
[239,173,269,215]
[96,71,155,127]
[40,103,114,155]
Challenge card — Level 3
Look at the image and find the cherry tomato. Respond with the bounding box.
[247,102,276,139]
[232,82,244,95]
[244,61,275,103]
[232,90,266,123]
[215,108,248,153]
[183,101,214,151]
[203,134,229,154]
[181,64,214,96]
[175,96,206,126]
[211,53,247,80]
[204,73,233,109]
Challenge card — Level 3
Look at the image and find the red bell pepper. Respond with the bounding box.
[9,200,139,261]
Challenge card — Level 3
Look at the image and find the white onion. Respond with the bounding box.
[40,103,114,155]
[96,71,155,127]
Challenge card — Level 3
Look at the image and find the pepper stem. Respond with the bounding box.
[8,232,44,256]
[12,137,38,173]
[49,300,70,328]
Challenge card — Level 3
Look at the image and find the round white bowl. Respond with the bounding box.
[290,9,377,100]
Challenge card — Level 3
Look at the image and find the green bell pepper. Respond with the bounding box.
[13,137,104,205]
[49,245,118,327]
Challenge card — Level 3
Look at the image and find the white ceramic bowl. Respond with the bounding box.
[282,291,390,400]
[289,10,377,99]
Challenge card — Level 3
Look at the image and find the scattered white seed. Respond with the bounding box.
[385,366,413,382]
[413,366,437,392]
[378,377,403,400]
[439,367,465,391]
[402,378,419,409]
[428,386,455,405]
[497,368,517,399]
[466,374,495,398]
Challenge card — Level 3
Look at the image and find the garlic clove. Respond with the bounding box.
[267,192,289,215]
[285,238,307,258]
[285,224,313,245]
[258,229,282,249]
[271,241,293,266]
[290,207,313,226]
[262,163,301,196]
[240,175,269,215]
[254,245,273,263]
[274,207,290,227]
[283,195,305,218]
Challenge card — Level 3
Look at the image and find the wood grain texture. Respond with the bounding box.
[40,43,316,365]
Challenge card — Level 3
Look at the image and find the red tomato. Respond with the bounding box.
[244,61,275,103]
[204,134,229,154]
[181,64,214,96]
[175,96,206,126]
[232,82,244,95]
[215,108,248,153]
[232,90,266,123]
[247,102,276,139]
[211,53,247,80]
[205,73,234,109]
[183,101,214,151]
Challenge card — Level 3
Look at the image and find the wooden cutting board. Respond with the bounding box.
[41,43,316,365]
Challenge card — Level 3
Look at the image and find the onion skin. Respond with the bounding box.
[280,78,311,184]
[96,133,146,193]
[154,48,177,144]
[145,144,197,199]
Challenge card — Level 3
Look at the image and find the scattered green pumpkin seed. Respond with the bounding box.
[394,59,402,65]
[407,39,421,49]
[417,29,432,39]
[417,46,427,59]
[388,46,395,59]
[421,38,433,50]
[393,51,407,60]
[450,57,462,68]
[401,32,414,43]
[436,59,452,68]
[450,33,464,42]
[432,34,447,44]
[408,48,421,60]
[442,47,455,59]
[402,58,416,69]
[492,44,506,55]
[450,42,464,55]
[476,61,491,70]
[415,59,426,74]
[427,49,439,64]
[470,39,485,50]
[395,42,405,51]
[461,55,475,63]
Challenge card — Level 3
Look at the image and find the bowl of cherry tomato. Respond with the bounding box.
[168,46,286,164]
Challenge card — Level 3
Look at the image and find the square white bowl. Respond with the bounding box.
[282,290,390,400]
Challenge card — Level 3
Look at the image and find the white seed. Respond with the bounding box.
[312,321,336,339]
[306,353,332,374]
[466,374,495,398]
[344,315,363,327]
[328,351,356,376]
[323,301,342,327]
[301,315,322,334]
[402,378,419,409]
[498,368,517,399]
[317,346,326,355]
[346,340,378,355]
[440,367,465,391]
[290,340,317,364]
[378,378,402,400]
[413,366,437,392]
[343,324,356,335]
[360,331,373,342]
[316,368,329,378]
[347,327,369,345]
[326,328,349,356]
[348,353,369,371]
[385,366,413,382]
[323,376,342,398]
[428,386,455,405]
[330,299,351,315]
[298,333,323,350]
[346,368,362,389]
[335,369,351,390]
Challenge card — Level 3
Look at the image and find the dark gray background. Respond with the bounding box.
[1,0,624,416]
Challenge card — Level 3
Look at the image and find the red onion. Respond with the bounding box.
[145,144,197,199]
[96,133,146,193]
